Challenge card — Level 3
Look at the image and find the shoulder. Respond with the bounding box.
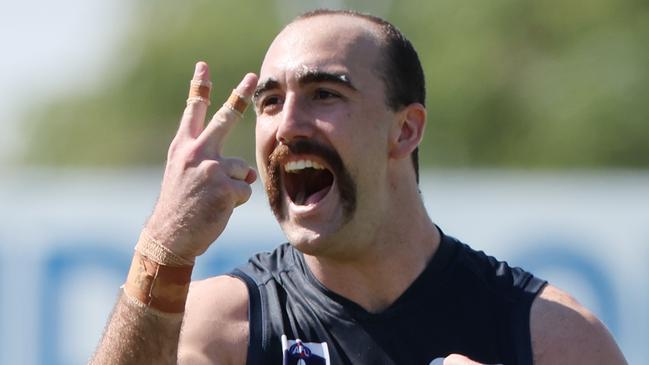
[178,275,249,365]
[530,284,627,365]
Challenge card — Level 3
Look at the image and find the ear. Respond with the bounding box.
[388,103,426,160]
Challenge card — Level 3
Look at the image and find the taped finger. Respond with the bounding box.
[222,90,248,117]
[178,62,212,139]
[186,79,212,106]
[196,73,258,154]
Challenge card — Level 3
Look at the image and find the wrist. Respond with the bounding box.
[123,250,193,314]
[136,229,195,266]
[144,215,209,259]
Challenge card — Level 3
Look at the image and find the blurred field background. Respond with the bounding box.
[1,0,648,364]
[4,0,649,169]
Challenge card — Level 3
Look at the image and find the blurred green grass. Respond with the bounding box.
[22,0,649,168]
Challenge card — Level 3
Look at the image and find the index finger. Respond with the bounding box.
[197,73,258,155]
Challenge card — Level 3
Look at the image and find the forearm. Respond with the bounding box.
[91,235,194,365]
[89,291,184,365]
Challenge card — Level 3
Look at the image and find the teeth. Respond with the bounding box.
[284,159,325,172]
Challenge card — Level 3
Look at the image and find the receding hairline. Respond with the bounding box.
[283,10,389,47]
[276,11,394,95]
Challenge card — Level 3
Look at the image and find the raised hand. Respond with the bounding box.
[144,62,258,260]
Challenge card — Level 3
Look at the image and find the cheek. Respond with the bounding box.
[255,121,276,174]
[349,123,391,179]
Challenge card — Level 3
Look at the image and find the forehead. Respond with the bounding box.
[259,15,383,86]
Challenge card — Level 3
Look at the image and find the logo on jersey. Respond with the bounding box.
[281,334,330,365]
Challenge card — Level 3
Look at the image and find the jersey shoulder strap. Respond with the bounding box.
[230,243,297,363]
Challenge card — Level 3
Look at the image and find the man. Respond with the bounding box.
[91,10,626,365]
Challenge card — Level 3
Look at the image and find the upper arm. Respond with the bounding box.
[178,275,249,365]
[530,284,627,365]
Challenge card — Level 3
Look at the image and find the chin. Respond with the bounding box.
[280,220,343,256]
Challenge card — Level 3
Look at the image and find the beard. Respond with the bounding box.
[265,139,357,223]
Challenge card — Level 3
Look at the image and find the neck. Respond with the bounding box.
[303,188,440,313]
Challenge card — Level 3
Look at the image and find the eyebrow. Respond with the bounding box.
[253,70,357,102]
[253,78,280,101]
[297,70,357,91]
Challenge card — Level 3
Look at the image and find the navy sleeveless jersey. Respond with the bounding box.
[230,232,546,365]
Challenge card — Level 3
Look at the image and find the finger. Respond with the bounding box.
[230,179,253,207]
[177,62,212,139]
[197,73,258,155]
[245,168,257,185]
[220,157,255,182]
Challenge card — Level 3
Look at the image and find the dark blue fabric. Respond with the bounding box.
[230,230,546,365]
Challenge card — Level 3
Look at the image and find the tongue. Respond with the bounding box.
[287,167,334,206]
[293,185,330,206]
[305,186,331,205]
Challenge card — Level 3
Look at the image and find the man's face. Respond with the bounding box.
[254,15,397,255]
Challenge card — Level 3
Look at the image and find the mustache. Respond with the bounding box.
[268,139,345,174]
[265,139,356,221]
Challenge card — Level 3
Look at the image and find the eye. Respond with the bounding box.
[258,95,283,113]
[313,89,340,100]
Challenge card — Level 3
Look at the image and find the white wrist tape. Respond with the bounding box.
[134,230,195,267]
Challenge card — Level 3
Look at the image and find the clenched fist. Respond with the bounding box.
[144,62,258,260]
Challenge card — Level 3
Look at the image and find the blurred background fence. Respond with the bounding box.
[1,0,647,364]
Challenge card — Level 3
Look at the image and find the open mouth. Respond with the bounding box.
[283,159,334,206]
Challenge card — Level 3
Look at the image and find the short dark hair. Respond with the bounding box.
[294,9,426,184]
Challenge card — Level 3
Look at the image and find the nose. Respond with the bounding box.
[275,94,314,144]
